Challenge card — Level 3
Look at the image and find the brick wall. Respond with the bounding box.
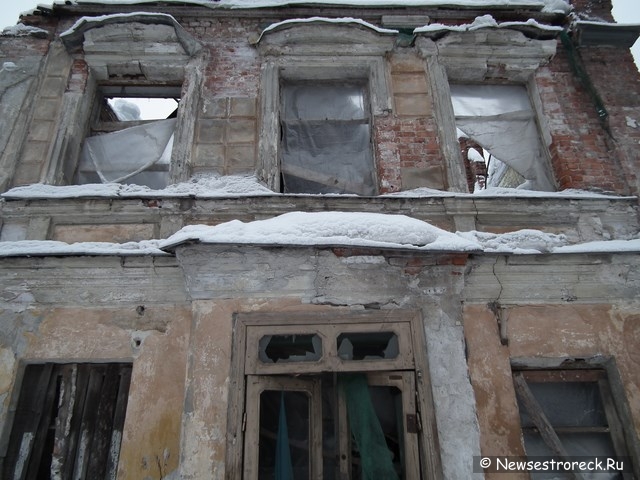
[2,4,639,196]
[535,0,640,195]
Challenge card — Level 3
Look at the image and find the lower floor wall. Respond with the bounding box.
[0,249,639,479]
[464,303,640,480]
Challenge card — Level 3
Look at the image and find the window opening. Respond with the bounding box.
[248,372,415,480]
[2,363,132,480]
[74,86,181,189]
[513,369,634,479]
[259,334,322,364]
[337,332,399,361]
[451,84,554,192]
[106,97,179,122]
[280,82,376,195]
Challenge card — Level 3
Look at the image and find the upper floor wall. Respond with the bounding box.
[0,0,638,240]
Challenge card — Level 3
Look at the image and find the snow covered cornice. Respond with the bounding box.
[49,0,570,13]
[1,212,638,258]
[59,11,202,55]
[414,14,562,40]
[255,16,398,44]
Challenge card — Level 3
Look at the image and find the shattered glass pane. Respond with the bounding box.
[337,332,398,361]
[259,334,322,363]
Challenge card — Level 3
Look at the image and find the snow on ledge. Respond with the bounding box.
[414,14,563,35]
[1,175,274,199]
[0,240,165,257]
[257,16,398,43]
[159,212,481,252]
[1,212,638,258]
[1,24,49,37]
[2,178,633,201]
[383,187,633,199]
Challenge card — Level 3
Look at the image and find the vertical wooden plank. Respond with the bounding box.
[51,364,76,479]
[62,364,91,480]
[225,316,248,480]
[25,364,60,480]
[409,314,444,480]
[337,377,351,480]
[86,364,120,479]
[105,365,132,480]
[72,365,106,480]
[2,364,52,480]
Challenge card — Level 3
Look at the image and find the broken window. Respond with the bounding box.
[513,369,635,479]
[259,334,323,364]
[74,85,181,189]
[337,332,399,361]
[2,363,132,480]
[280,82,377,195]
[451,84,555,192]
[238,316,436,479]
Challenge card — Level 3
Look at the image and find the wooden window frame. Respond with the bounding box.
[278,80,377,195]
[512,365,640,479]
[257,56,392,193]
[224,310,442,479]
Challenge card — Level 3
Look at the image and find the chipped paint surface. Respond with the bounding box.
[464,303,640,470]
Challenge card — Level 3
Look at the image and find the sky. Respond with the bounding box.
[0,0,638,63]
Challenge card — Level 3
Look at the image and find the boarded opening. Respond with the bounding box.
[3,363,132,480]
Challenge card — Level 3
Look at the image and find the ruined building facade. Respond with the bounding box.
[0,0,639,478]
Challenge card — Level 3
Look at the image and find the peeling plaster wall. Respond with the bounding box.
[175,244,483,479]
[1,247,640,479]
[463,293,640,477]
[0,257,191,480]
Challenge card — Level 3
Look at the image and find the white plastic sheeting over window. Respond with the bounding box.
[451,84,554,191]
[75,118,175,189]
[280,83,376,195]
